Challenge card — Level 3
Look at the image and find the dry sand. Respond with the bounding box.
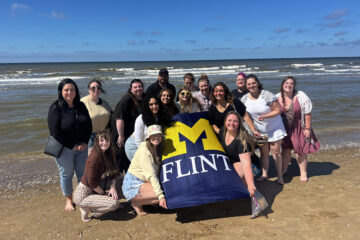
[1,147,360,240]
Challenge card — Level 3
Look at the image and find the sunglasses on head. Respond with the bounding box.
[90,86,102,91]
[180,91,191,96]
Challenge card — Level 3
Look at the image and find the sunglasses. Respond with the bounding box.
[180,91,191,96]
[90,86,102,91]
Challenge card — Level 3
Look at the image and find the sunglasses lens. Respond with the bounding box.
[91,87,101,91]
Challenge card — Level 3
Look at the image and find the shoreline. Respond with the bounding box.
[1,147,360,239]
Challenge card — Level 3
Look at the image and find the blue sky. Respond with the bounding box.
[1,0,359,63]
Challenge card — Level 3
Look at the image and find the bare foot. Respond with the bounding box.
[276,177,284,185]
[80,207,91,222]
[255,176,269,182]
[131,202,147,216]
[65,199,75,211]
[300,176,308,182]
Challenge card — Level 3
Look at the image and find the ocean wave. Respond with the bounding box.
[314,68,326,71]
[98,67,134,72]
[0,76,86,86]
[250,70,280,74]
[221,65,247,69]
[5,70,32,75]
[291,63,324,68]
[323,69,360,73]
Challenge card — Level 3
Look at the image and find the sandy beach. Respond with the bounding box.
[1,147,359,239]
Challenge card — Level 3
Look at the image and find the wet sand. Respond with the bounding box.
[1,147,360,239]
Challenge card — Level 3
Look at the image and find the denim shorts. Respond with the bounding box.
[122,172,144,201]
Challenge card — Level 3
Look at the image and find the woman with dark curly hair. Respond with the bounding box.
[124,96,171,161]
[208,82,259,137]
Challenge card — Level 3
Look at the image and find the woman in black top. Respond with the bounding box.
[111,79,145,172]
[219,111,256,197]
[208,82,259,138]
[47,78,92,211]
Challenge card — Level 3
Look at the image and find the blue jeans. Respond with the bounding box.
[88,133,96,149]
[124,135,138,162]
[54,146,88,197]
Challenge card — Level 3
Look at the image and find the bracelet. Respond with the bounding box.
[305,128,311,130]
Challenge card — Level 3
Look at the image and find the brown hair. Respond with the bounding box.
[145,137,164,165]
[93,129,119,176]
[198,74,210,85]
[88,78,106,94]
[183,73,195,82]
[210,82,233,105]
[280,76,297,107]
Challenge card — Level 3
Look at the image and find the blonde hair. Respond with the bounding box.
[223,111,255,153]
[177,85,200,113]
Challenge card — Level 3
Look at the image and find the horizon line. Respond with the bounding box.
[1,56,359,65]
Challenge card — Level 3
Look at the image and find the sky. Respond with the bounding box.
[1,0,360,63]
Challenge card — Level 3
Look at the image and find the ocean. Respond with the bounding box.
[1,57,360,159]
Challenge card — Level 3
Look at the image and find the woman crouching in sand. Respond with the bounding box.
[122,125,167,216]
[74,130,122,222]
[218,111,257,197]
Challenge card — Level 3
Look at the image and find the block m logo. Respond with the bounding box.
[162,118,224,160]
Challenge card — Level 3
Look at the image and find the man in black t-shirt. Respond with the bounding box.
[145,68,177,98]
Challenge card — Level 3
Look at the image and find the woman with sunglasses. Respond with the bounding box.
[81,79,112,155]
[175,86,201,113]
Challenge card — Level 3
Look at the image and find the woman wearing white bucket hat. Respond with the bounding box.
[122,125,167,216]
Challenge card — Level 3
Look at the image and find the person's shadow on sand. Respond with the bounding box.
[97,203,137,221]
[283,157,340,184]
[100,157,339,222]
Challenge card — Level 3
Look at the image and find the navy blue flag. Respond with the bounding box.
[160,112,249,209]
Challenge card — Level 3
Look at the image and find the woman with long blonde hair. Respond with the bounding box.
[218,111,256,196]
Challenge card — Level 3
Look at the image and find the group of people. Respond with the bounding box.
[47,68,316,222]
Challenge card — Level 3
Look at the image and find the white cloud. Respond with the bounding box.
[51,11,67,19]
[10,3,30,17]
